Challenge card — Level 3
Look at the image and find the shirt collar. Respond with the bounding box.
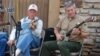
[67,15,77,21]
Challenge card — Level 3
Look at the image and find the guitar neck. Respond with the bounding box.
[66,21,85,36]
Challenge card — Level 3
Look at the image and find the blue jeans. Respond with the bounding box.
[0,32,7,56]
[16,29,40,56]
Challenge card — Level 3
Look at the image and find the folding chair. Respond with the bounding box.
[30,30,45,56]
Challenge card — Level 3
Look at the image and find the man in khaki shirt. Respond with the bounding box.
[41,1,89,56]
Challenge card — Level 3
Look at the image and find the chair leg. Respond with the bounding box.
[79,42,84,56]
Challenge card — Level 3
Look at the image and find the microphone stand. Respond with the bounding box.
[10,15,22,56]
[7,0,21,56]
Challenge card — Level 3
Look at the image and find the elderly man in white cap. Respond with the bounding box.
[7,4,43,56]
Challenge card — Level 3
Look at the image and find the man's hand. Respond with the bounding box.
[29,20,36,30]
[71,28,81,35]
[7,40,15,47]
[70,28,81,38]
[56,33,64,41]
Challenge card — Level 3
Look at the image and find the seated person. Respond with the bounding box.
[7,4,43,56]
[0,6,9,56]
[41,1,89,56]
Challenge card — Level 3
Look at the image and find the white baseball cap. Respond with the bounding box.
[28,4,38,11]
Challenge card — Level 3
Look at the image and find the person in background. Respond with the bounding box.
[0,6,8,56]
[7,4,43,56]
